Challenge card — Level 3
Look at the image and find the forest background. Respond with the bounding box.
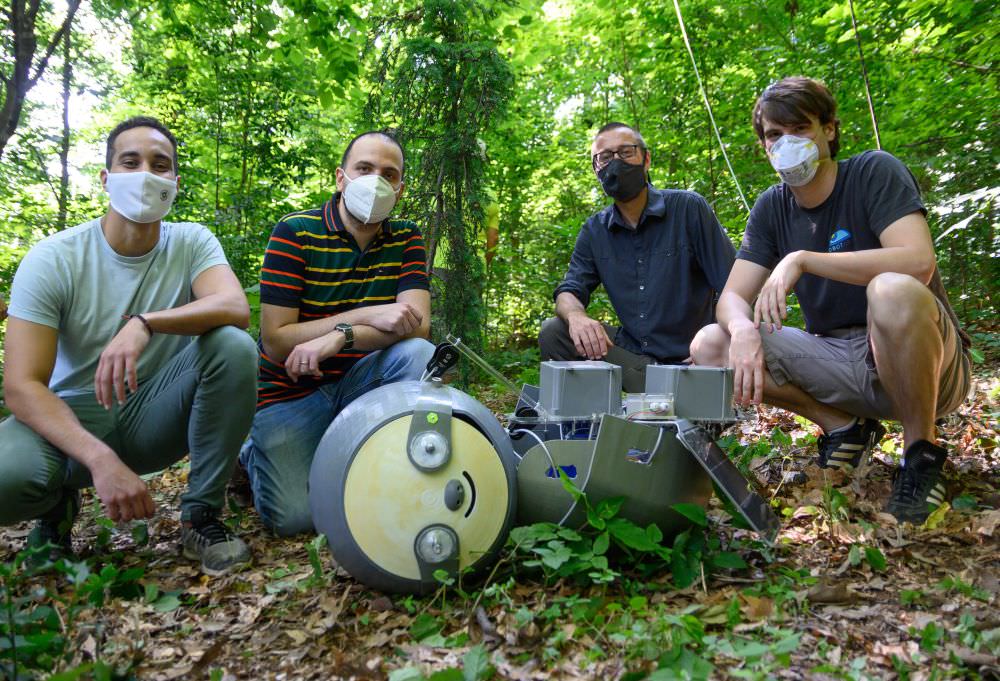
[0,0,995,366]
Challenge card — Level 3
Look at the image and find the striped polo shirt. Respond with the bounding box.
[256,193,429,409]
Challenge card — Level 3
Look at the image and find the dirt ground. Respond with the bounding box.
[1,373,997,680]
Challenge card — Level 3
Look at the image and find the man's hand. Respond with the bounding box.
[285,330,346,382]
[754,251,804,333]
[366,302,423,336]
[730,322,766,406]
[94,317,152,409]
[566,311,612,360]
[90,451,155,522]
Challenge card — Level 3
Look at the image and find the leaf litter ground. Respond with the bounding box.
[1,372,997,680]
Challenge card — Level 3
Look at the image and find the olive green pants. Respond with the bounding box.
[0,326,257,523]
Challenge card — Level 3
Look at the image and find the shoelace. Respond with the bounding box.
[193,518,233,545]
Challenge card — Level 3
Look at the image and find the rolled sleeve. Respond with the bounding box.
[553,222,601,307]
[737,189,781,271]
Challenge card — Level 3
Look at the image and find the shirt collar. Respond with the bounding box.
[606,184,664,231]
[324,191,394,238]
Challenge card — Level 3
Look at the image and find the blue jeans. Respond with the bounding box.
[240,338,435,536]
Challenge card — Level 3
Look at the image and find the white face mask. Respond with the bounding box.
[769,135,820,187]
[342,172,400,224]
[105,171,178,223]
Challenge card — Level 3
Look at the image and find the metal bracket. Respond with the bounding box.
[413,524,460,582]
[407,378,454,472]
[674,418,782,545]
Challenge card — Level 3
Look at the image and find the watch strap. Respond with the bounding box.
[335,322,354,350]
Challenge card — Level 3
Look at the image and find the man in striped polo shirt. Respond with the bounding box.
[239,131,434,536]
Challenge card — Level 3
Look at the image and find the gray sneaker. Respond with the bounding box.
[180,505,251,576]
[25,490,79,567]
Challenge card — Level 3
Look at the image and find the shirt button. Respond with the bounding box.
[638,259,644,264]
[639,285,645,290]
[642,341,648,347]
[640,313,645,318]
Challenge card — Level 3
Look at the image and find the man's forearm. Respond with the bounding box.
[716,291,757,336]
[262,304,414,359]
[351,321,429,352]
[799,247,935,287]
[6,381,118,471]
[141,292,250,336]
[555,292,588,323]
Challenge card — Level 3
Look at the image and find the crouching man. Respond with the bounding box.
[691,78,971,523]
[2,117,258,573]
[543,122,735,392]
[240,131,434,536]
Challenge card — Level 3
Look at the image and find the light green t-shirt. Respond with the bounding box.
[8,219,229,397]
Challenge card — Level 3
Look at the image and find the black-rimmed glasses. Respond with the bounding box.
[592,144,644,170]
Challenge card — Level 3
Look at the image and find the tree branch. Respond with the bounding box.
[26,0,81,90]
[910,48,992,74]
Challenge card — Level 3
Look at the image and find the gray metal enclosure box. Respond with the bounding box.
[644,365,735,422]
[539,361,622,417]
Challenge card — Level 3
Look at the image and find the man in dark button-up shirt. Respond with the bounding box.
[540,122,736,392]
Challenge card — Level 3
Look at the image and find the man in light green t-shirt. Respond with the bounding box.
[2,116,257,575]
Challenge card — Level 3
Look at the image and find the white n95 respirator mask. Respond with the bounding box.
[342,172,400,224]
[105,171,178,223]
[769,135,820,187]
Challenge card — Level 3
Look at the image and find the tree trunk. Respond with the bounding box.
[0,0,81,160]
[57,21,71,231]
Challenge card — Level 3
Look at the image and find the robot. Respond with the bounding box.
[309,340,780,594]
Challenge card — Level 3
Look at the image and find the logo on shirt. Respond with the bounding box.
[829,228,852,252]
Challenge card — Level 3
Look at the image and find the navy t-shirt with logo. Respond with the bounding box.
[737,150,925,336]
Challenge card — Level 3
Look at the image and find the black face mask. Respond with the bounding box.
[597,158,647,202]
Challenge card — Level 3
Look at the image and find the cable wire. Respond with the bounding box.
[848,0,883,150]
[672,0,751,213]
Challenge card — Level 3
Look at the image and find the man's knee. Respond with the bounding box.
[199,325,257,362]
[867,273,936,333]
[689,323,729,366]
[258,500,313,537]
[384,337,434,381]
[539,316,571,360]
[0,419,63,524]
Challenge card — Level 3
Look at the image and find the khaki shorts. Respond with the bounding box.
[759,298,971,421]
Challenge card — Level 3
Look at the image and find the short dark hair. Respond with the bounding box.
[595,121,647,150]
[752,77,841,158]
[106,116,179,171]
[340,130,406,177]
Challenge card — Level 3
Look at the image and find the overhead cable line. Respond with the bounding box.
[848,0,883,150]
[671,0,751,213]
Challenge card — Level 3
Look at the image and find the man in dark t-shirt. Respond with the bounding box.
[543,122,735,392]
[690,77,971,524]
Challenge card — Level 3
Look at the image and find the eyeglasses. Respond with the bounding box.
[592,144,645,170]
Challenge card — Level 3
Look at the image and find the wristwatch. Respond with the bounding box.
[334,322,354,350]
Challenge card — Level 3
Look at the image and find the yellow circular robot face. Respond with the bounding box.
[343,414,510,580]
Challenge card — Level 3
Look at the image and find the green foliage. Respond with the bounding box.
[509,471,748,589]
[364,0,513,352]
[0,548,157,678]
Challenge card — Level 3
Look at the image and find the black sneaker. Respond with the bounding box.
[885,440,948,524]
[817,418,886,469]
[180,505,251,576]
[25,490,80,566]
